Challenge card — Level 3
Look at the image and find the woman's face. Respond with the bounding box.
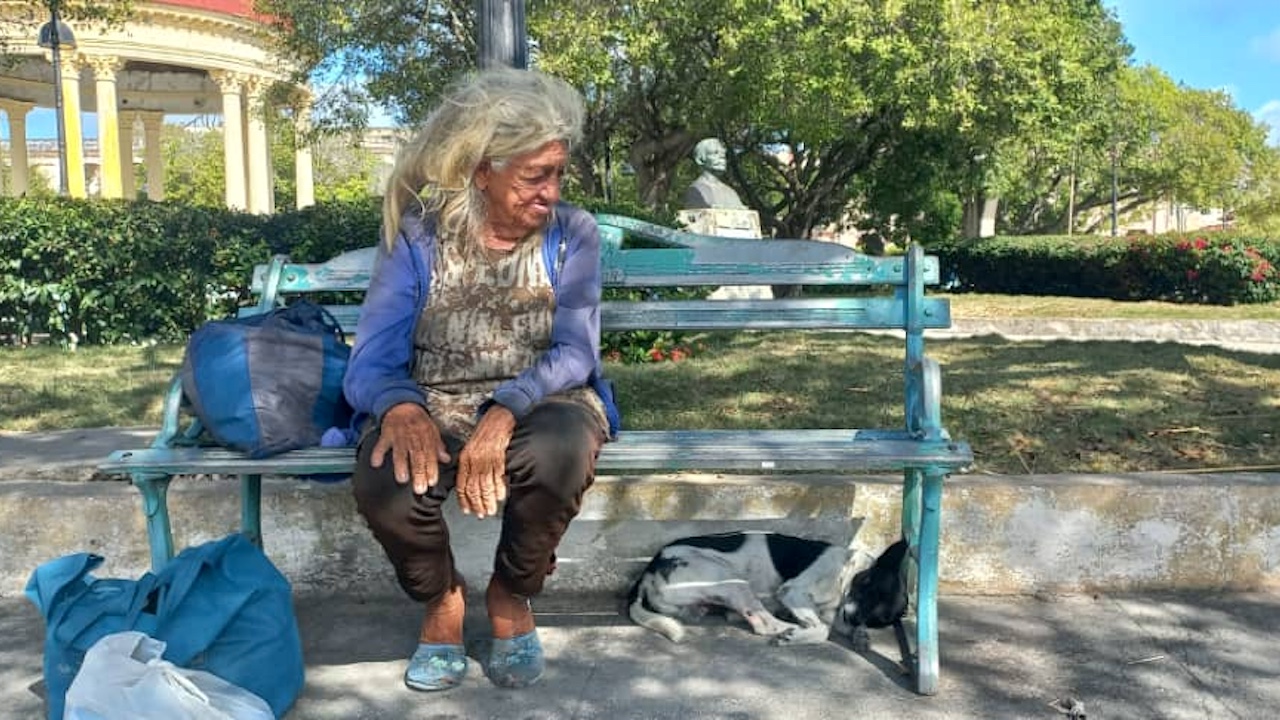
[477,140,569,239]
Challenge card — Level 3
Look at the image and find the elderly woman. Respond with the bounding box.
[343,68,619,692]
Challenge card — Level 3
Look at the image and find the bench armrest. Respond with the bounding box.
[906,355,947,442]
[149,373,204,450]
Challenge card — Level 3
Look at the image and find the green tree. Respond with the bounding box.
[1233,145,1280,235]
[995,64,1277,235]
[258,0,1133,242]
[255,0,475,131]
[161,117,382,209]
[161,123,225,207]
[540,0,1132,241]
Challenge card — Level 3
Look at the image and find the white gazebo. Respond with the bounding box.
[0,0,314,212]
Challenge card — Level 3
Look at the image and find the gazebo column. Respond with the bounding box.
[88,55,125,198]
[294,94,314,208]
[119,110,136,199]
[0,100,33,196]
[139,111,165,201]
[55,52,87,197]
[210,70,247,210]
[244,76,273,214]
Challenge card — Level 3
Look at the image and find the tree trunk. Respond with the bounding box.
[628,131,695,211]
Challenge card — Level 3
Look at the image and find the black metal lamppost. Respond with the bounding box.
[38,5,76,195]
[476,0,526,69]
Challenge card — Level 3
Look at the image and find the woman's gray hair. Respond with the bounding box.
[382,67,586,248]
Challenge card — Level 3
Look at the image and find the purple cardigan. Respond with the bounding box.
[342,202,620,437]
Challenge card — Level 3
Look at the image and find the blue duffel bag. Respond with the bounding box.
[181,299,353,459]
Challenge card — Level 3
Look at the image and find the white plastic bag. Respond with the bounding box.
[63,631,275,720]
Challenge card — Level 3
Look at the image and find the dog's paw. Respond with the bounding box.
[770,626,829,646]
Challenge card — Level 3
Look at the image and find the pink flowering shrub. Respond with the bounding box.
[1124,233,1279,304]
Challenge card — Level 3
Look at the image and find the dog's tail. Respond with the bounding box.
[627,578,687,643]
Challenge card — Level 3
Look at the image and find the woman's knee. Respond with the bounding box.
[506,402,604,502]
[352,430,451,548]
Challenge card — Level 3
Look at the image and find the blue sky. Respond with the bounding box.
[8,3,1280,144]
[1110,0,1280,144]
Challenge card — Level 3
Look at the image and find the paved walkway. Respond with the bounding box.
[925,317,1280,354]
[3,590,1277,719]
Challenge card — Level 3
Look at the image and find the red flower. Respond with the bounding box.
[1251,262,1272,283]
[1193,238,1208,250]
[669,347,689,362]
[1175,240,1191,251]
[648,348,665,362]
[1185,269,1199,281]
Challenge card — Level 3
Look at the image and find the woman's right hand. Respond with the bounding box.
[371,403,452,494]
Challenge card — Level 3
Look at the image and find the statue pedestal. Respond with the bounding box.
[676,208,762,238]
[677,208,772,300]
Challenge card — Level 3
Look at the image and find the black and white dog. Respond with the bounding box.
[627,531,910,648]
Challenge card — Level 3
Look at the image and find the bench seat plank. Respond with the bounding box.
[101,430,972,476]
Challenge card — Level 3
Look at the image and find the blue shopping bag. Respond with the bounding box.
[26,534,304,720]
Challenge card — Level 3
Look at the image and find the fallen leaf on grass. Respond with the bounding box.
[1172,445,1213,461]
[1147,426,1210,437]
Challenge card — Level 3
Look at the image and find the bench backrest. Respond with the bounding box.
[249,214,950,441]
[249,214,950,335]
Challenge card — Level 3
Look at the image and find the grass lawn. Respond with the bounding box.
[2,295,1277,475]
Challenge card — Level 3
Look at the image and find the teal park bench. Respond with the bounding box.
[100,214,973,694]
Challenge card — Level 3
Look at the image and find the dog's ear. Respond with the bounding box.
[879,537,910,569]
[838,545,876,592]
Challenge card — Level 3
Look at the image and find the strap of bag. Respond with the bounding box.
[259,300,347,344]
[55,573,160,647]
[25,553,103,618]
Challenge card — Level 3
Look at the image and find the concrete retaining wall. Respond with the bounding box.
[3,471,1278,598]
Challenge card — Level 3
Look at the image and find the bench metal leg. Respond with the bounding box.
[901,467,922,552]
[240,474,263,549]
[900,467,922,614]
[913,469,945,695]
[131,472,175,569]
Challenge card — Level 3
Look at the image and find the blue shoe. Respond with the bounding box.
[404,643,468,692]
[486,630,544,688]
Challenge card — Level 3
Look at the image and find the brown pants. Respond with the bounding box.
[352,401,606,606]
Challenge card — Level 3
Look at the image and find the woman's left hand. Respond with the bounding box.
[457,405,517,518]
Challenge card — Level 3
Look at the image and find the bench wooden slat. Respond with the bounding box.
[323,298,951,334]
[101,431,972,476]
[603,244,939,286]
[601,297,951,331]
[252,247,379,293]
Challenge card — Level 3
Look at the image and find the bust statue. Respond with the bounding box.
[680,138,747,210]
[675,138,769,299]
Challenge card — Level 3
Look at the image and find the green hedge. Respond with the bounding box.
[0,197,381,345]
[933,231,1280,305]
[0,194,676,348]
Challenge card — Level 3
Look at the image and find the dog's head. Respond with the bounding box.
[833,538,910,635]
